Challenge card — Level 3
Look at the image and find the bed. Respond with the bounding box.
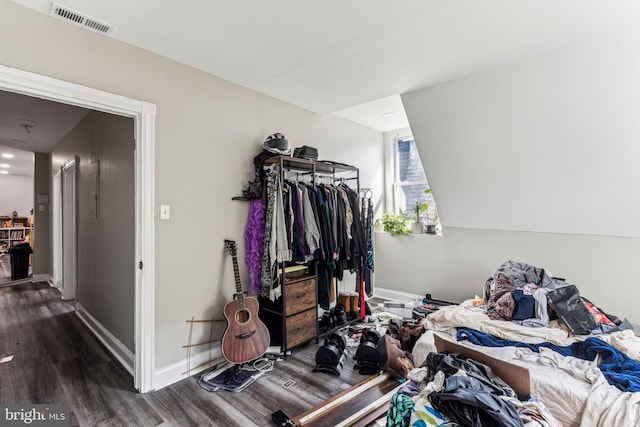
[410,301,640,427]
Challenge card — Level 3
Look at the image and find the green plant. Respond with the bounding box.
[381,213,410,235]
[414,202,428,222]
[414,188,432,222]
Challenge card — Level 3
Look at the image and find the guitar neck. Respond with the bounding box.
[231,253,245,309]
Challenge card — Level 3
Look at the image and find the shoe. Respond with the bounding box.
[334,304,347,326]
[349,293,359,320]
[339,292,351,315]
[377,334,413,379]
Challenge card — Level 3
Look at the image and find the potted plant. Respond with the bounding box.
[381,213,410,235]
[425,212,438,234]
[410,189,432,234]
[411,202,428,234]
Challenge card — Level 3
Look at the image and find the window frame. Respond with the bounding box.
[383,128,440,233]
[392,137,430,216]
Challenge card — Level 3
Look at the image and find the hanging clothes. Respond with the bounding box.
[298,184,321,262]
[364,194,374,295]
[343,185,366,269]
[315,185,335,308]
[259,165,290,300]
[258,164,365,309]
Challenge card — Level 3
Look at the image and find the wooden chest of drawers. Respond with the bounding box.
[259,275,317,351]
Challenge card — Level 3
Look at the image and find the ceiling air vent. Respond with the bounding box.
[50,2,115,35]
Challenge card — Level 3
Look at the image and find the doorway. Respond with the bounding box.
[0,65,156,392]
[0,146,34,286]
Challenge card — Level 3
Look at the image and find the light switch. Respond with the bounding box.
[160,204,171,220]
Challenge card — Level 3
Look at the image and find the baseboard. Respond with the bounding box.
[52,281,62,292]
[373,287,423,303]
[153,347,224,391]
[75,302,135,376]
[32,274,51,285]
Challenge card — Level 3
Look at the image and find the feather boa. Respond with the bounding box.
[244,199,265,292]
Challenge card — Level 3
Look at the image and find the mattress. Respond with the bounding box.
[413,304,640,427]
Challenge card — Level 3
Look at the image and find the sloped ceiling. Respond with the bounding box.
[7,0,640,132]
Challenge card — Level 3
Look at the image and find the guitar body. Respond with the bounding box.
[222,239,270,365]
[221,296,270,364]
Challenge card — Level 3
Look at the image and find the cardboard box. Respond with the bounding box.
[434,334,530,400]
[383,301,414,318]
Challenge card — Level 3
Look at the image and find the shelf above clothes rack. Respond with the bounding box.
[264,156,359,175]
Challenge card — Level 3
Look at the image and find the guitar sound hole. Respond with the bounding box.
[235,309,250,324]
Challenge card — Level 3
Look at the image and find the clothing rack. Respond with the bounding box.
[283,169,314,183]
[257,155,364,350]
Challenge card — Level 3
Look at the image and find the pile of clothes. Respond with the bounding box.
[372,318,561,426]
[386,351,561,427]
[484,260,631,335]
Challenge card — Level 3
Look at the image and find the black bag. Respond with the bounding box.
[547,285,596,335]
[293,145,318,160]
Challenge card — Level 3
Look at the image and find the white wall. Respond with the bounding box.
[52,111,135,352]
[383,26,640,324]
[375,229,640,325]
[0,174,32,217]
[403,26,640,237]
[0,1,383,378]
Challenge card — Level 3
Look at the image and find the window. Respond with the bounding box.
[390,133,440,232]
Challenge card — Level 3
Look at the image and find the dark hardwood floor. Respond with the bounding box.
[0,282,380,426]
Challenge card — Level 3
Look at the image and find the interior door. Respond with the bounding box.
[61,158,77,301]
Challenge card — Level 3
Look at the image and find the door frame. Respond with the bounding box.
[60,158,77,301]
[52,167,62,291]
[0,65,156,392]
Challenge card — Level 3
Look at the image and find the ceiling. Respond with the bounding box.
[0,90,89,177]
[2,0,640,173]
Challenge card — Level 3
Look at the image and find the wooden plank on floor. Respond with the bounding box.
[293,372,399,427]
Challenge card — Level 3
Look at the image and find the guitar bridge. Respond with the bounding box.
[236,330,256,339]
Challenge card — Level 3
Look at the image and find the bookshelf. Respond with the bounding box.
[0,216,31,253]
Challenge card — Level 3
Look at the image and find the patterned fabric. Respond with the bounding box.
[259,167,275,298]
[387,393,414,427]
[364,197,374,295]
[366,198,374,270]
[410,398,457,427]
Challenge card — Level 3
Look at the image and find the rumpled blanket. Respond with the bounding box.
[457,327,573,357]
[573,337,640,392]
[457,327,640,392]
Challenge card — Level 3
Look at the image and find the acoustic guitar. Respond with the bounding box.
[221,239,270,364]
